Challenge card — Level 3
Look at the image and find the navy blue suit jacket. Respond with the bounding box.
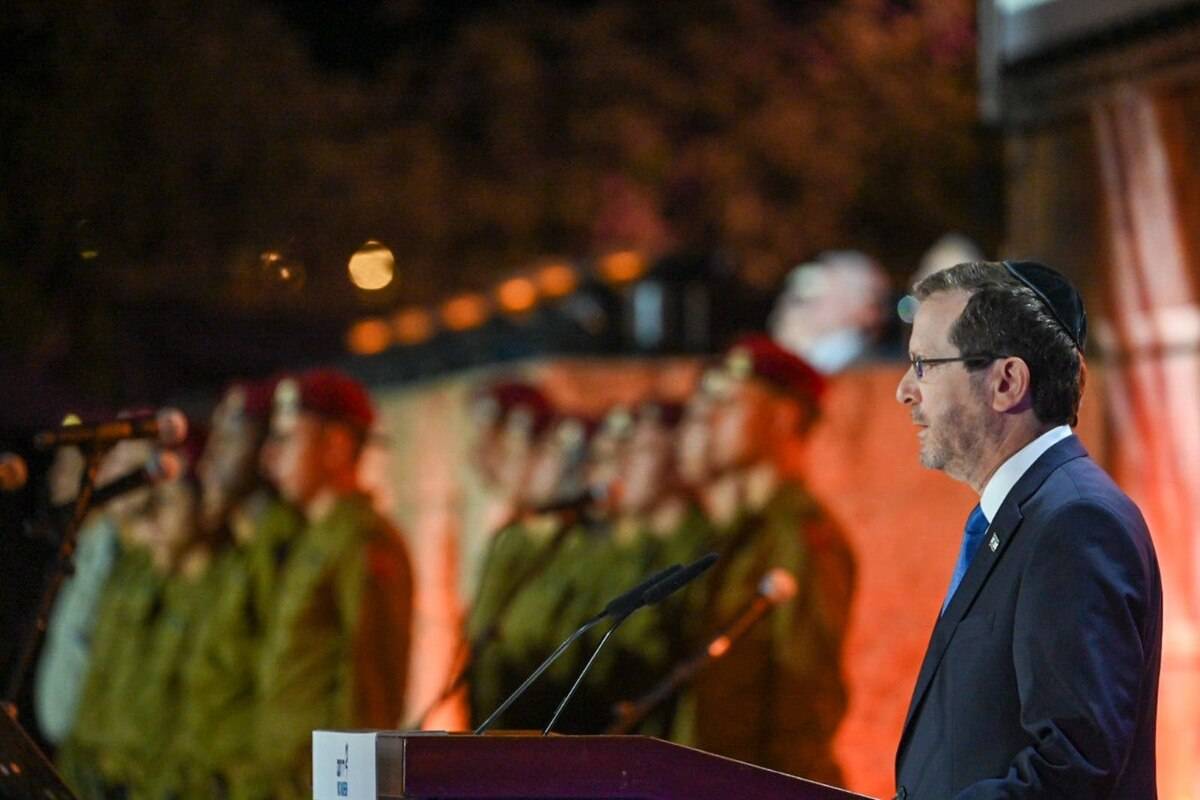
[894,436,1162,799]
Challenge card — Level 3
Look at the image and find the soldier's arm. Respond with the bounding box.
[351,534,414,729]
[768,513,855,783]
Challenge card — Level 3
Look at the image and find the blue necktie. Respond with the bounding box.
[942,504,989,614]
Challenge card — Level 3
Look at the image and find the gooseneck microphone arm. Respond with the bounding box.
[473,563,683,735]
[412,520,577,728]
[472,616,603,735]
[541,552,719,736]
[542,621,622,735]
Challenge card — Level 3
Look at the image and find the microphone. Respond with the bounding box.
[32,408,188,451]
[640,552,718,605]
[607,567,798,735]
[542,553,718,736]
[597,563,683,620]
[473,562,684,735]
[0,453,29,492]
[706,567,797,658]
[51,450,182,515]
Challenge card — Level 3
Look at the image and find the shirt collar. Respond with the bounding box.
[979,425,1073,522]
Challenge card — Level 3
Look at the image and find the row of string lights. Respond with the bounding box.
[343,242,650,356]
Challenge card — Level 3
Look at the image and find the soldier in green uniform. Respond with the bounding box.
[467,380,554,538]
[35,440,159,748]
[594,399,717,735]
[679,334,855,785]
[466,412,593,731]
[173,377,303,799]
[609,401,692,549]
[56,501,163,799]
[131,485,218,800]
[59,450,208,800]
[411,380,556,731]
[254,369,413,800]
[467,405,699,737]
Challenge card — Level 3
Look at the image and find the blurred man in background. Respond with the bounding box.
[175,377,303,798]
[468,380,554,537]
[34,440,162,747]
[770,250,892,374]
[254,369,412,799]
[58,435,206,798]
[466,412,603,731]
[683,335,855,784]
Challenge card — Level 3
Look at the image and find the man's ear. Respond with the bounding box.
[771,395,804,439]
[992,357,1033,414]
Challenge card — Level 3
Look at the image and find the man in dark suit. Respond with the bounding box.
[893,260,1161,799]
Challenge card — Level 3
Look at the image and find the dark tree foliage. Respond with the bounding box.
[0,0,999,404]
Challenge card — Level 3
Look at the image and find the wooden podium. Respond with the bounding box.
[315,731,875,799]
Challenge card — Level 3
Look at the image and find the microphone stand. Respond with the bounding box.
[3,443,107,717]
[543,553,719,737]
[606,574,788,735]
[472,563,682,735]
[473,616,605,734]
[542,617,625,735]
[606,635,714,735]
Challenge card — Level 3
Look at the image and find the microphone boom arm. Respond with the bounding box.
[471,562,683,735]
[473,616,604,734]
[542,618,625,735]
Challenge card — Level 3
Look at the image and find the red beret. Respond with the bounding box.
[216,376,279,426]
[241,375,281,422]
[275,369,375,432]
[723,334,826,403]
[472,380,555,435]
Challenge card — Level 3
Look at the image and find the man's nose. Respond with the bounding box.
[896,368,919,406]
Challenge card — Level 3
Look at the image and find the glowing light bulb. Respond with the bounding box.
[440,294,490,331]
[346,318,392,355]
[393,307,435,344]
[348,241,395,291]
[599,250,645,284]
[535,262,578,298]
[496,277,539,314]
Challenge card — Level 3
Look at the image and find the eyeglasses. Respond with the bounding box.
[908,353,1002,380]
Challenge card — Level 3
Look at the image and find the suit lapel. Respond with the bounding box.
[895,436,1089,769]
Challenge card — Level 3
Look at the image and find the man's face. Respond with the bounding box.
[126,477,196,570]
[268,411,325,506]
[585,431,624,504]
[526,421,588,507]
[197,415,260,524]
[896,290,991,482]
[475,415,534,494]
[709,380,776,471]
[619,418,671,513]
[676,394,713,485]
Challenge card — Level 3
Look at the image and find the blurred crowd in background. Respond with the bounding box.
[33,370,411,800]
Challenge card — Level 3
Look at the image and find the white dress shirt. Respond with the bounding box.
[979,425,1073,523]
